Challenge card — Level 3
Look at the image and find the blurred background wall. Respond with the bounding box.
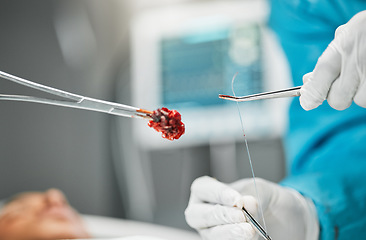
[0,0,289,231]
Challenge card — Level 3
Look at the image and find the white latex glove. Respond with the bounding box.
[185,176,319,240]
[300,10,366,110]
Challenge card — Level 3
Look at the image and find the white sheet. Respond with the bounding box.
[82,215,201,240]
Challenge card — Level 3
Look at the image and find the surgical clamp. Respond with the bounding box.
[0,70,153,120]
[242,207,272,240]
[219,86,301,102]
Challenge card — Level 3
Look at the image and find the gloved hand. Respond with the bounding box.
[185,176,319,240]
[299,10,366,110]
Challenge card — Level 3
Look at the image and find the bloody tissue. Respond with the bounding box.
[148,107,185,140]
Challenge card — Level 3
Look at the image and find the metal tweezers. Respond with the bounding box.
[219,86,301,102]
[242,207,272,240]
[0,70,153,120]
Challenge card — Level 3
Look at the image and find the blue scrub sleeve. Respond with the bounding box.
[269,0,366,239]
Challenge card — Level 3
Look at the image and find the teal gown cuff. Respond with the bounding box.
[281,169,366,240]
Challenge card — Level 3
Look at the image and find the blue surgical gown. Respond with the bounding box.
[268,0,366,239]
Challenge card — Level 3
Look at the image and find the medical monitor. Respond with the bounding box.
[131,0,291,149]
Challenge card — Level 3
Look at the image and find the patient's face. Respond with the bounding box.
[0,189,90,240]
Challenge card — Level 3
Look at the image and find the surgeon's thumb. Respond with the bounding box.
[229,178,276,214]
[299,72,323,110]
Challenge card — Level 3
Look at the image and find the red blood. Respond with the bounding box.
[148,107,185,140]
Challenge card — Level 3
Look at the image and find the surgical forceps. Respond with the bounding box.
[0,71,154,120]
[219,86,301,102]
[242,207,272,240]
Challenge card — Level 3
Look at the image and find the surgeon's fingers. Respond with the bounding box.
[327,75,357,110]
[229,178,276,212]
[300,41,342,110]
[185,203,246,229]
[354,80,366,108]
[327,28,359,110]
[199,223,257,240]
[229,179,258,214]
[334,23,346,38]
[302,72,312,84]
[190,176,242,207]
[326,53,359,110]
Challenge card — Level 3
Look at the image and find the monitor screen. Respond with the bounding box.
[160,23,263,109]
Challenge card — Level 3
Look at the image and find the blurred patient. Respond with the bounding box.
[0,188,90,240]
